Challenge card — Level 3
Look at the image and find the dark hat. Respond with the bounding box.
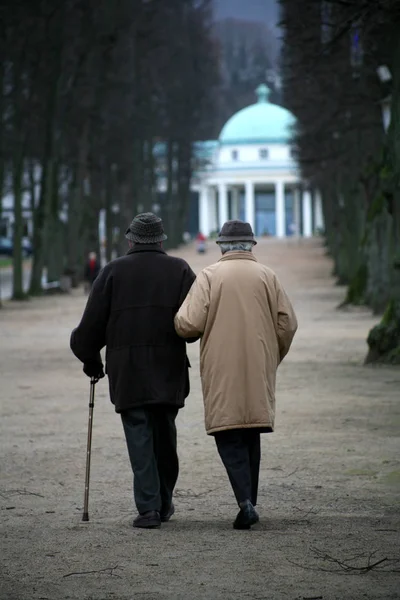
[125,212,167,244]
[216,220,257,245]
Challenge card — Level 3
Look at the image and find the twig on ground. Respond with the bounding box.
[311,547,389,572]
[63,565,122,578]
[284,467,300,477]
[174,487,225,498]
[288,547,400,574]
[1,489,45,498]
[293,505,321,519]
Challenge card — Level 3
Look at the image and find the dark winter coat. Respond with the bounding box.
[70,245,196,412]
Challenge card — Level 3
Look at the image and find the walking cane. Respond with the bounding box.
[82,377,98,522]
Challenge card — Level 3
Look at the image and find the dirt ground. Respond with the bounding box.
[1,239,399,600]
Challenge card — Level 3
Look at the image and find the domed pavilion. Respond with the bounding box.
[196,84,322,238]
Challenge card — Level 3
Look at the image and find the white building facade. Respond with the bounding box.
[196,85,324,238]
[0,85,325,244]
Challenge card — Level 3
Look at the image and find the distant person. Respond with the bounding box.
[174,220,298,529]
[196,231,206,254]
[71,213,197,529]
[84,251,101,293]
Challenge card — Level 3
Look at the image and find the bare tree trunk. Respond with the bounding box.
[81,173,101,262]
[176,139,192,243]
[29,156,55,294]
[116,180,132,257]
[28,159,38,216]
[12,157,25,299]
[164,138,176,247]
[366,35,400,364]
[105,166,115,262]
[29,28,64,294]
[0,59,4,227]
[66,120,90,286]
[46,162,64,283]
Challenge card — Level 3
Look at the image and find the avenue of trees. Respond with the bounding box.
[0,0,219,298]
[280,0,400,364]
[214,18,279,132]
[3,0,397,365]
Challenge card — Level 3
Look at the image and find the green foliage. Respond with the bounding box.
[382,299,396,325]
[387,346,400,364]
[367,193,387,223]
[11,291,29,301]
[280,0,400,365]
[344,263,368,306]
[0,258,12,268]
[366,300,400,364]
[393,252,400,270]
[380,163,394,182]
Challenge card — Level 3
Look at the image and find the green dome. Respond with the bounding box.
[219,84,296,145]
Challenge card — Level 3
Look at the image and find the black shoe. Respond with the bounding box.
[233,500,259,530]
[133,510,161,529]
[161,503,175,523]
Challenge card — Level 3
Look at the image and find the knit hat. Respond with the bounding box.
[125,212,167,244]
[216,220,257,245]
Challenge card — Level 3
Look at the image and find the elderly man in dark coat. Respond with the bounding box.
[70,213,196,529]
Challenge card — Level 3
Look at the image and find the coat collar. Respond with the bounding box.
[127,244,166,255]
[218,251,257,263]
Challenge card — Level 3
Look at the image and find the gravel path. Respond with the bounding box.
[1,239,399,600]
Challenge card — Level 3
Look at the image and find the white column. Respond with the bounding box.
[199,185,210,236]
[293,188,301,238]
[275,180,286,238]
[209,187,218,233]
[28,217,34,238]
[302,190,313,238]
[218,182,228,228]
[231,186,240,220]
[245,180,255,230]
[6,217,13,239]
[314,190,324,231]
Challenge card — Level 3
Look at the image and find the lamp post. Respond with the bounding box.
[380,95,392,133]
[377,65,392,132]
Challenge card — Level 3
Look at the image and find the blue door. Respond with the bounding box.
[255,192,276,236]
[285,190,295,236]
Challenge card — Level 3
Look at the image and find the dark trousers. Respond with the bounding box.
[214,429,261,506]
[121,406,179,514]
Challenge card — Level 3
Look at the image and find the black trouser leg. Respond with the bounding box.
[153,407,179,513]
[214,429,252,505]
[245,430,261,506]
[121,408,161,514]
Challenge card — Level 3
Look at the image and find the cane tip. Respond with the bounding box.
[82,513,89,522]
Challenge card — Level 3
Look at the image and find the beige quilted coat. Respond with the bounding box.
[174,252,298,435]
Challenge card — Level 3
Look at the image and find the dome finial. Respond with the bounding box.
[255,84,270,103]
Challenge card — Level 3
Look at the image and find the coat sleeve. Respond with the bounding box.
[275,277,298,363]
[70,266,112,366]
[178,264,199,344]
[179,264,196,308]
[174,269,210,338]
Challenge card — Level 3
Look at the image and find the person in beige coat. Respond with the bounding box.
[174,220,298,529]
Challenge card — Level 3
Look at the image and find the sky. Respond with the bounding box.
[214,0,280,30]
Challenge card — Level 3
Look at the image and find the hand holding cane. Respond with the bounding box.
[82,376,98,522]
